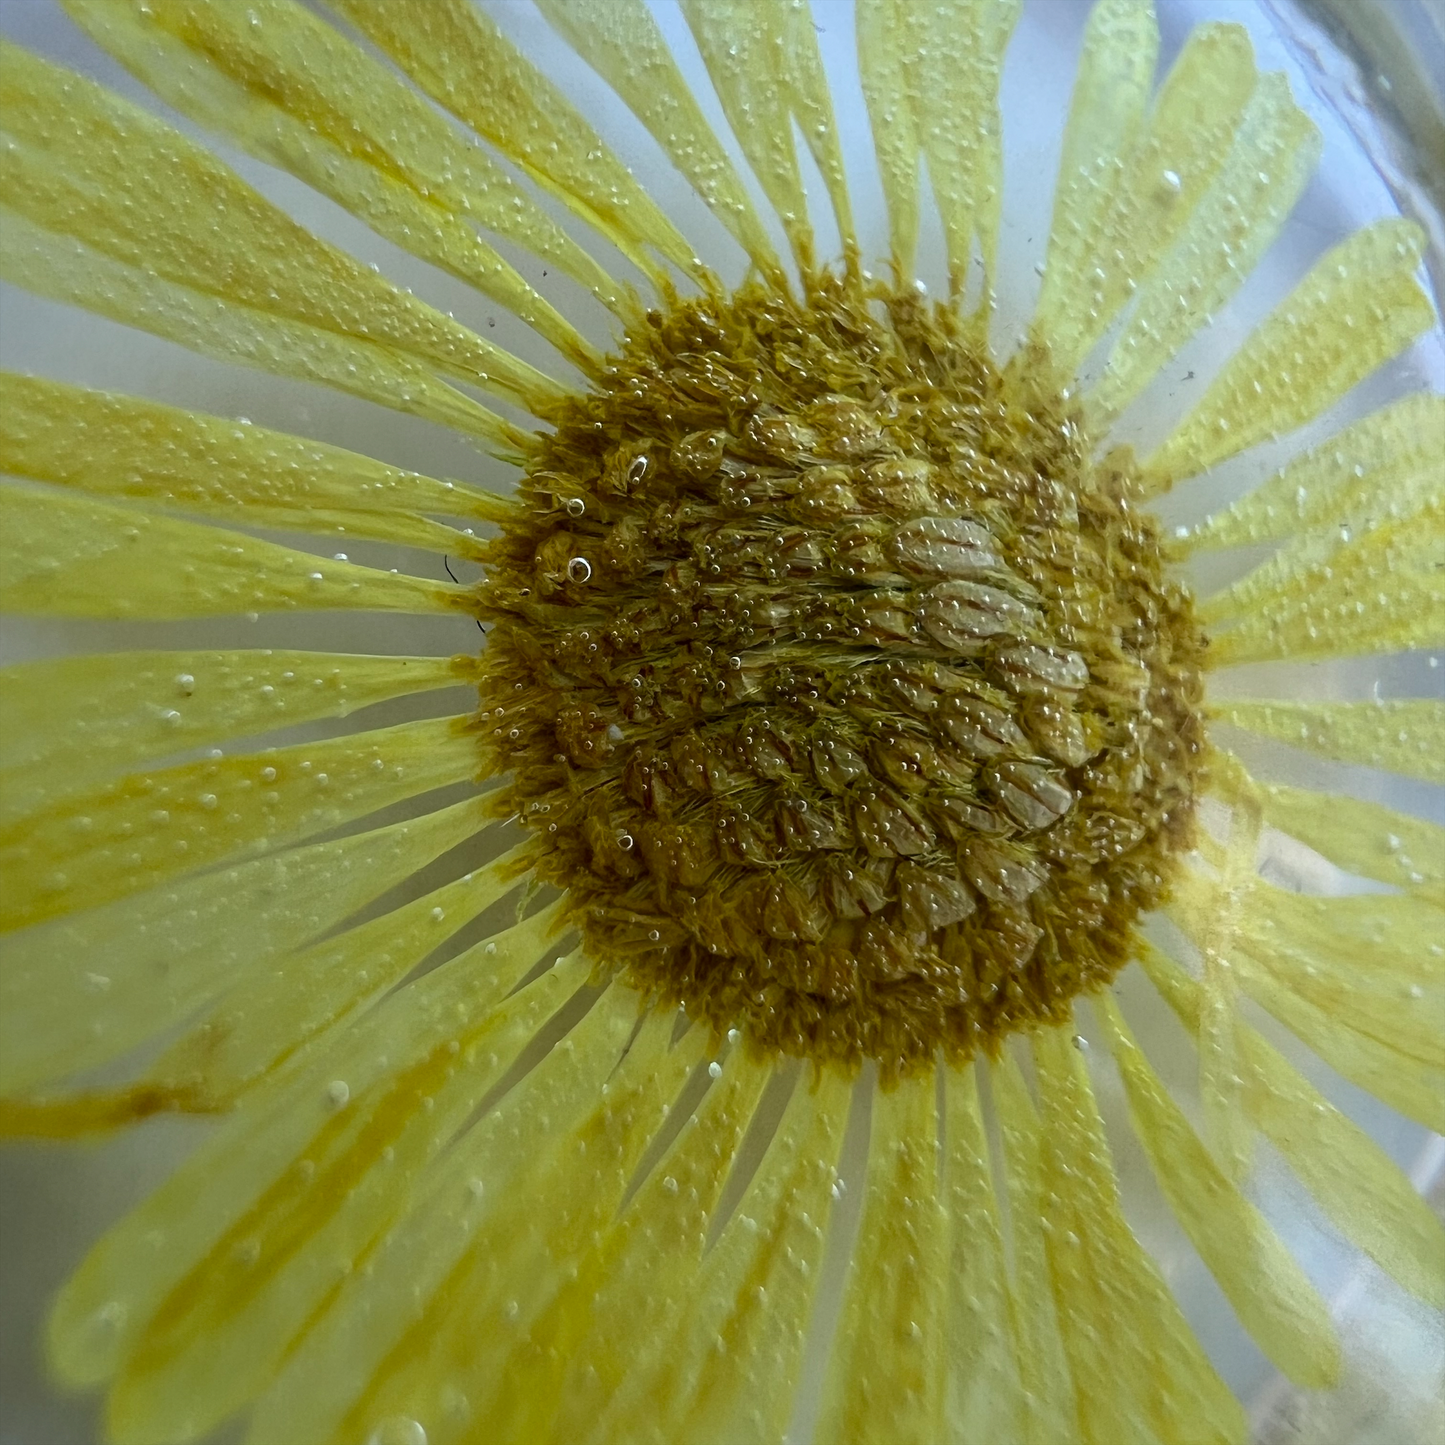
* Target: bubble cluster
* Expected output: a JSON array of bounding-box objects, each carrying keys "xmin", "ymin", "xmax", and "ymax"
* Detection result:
[{"xmin": 477, "ymin": 275, "xmax": 1205, "ymax": 1073}]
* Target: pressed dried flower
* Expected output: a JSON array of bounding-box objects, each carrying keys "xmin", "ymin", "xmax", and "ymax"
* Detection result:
[{"xmin": 0, "ymin": 1, "xmax": 1441, "ymax": 1443}]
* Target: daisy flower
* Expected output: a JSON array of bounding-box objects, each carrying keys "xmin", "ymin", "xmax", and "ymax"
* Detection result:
[{"xmin": 1, "ymin": 1, "xmax": 1441, "ymax": 1442}]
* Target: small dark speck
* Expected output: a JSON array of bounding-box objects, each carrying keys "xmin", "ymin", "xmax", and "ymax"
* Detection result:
[
  {"xmin": 542, "ymin": 269, "xmax": 549, "ymax": 277},
  {"xmin": 1184, "ymin": 370, "xmax": 1196, "ymax": 380},
  {"xmin": 488, "ymin": 316, "xmax": 496, "ymax": 327}
]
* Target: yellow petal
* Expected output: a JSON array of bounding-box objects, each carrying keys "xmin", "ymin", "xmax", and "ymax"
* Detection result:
[
  {"xmin": 0, "ymin": 648, "xmax": 467, "ymax": 818},
  {"xmin": 990, "ymin": 1050, "xmax": 1081, "ymax": 1445},
  {"xmin": 146, "ymin": 845, "xmax": 540, "ymax": 1106},
  {"xmin": 1087, "ymin": 70, "xmax": 1319, "ymax": 428},
  {"xmin": 4, "ymin": 789, "xmax": 490, "ymax": 1121},
  {"xmin": 942, "ymin": 1064, "xmax": 1025, "ymax": 1444},
  {"xmin": 0, "ymin": 373, "xmax": 515, "ymax": 548},
  {"xmin": 1214, "ymin": 700, "xmax": 1445, "ymax": 786},
  {"xmin": 1184, "ymin": 391, "xmax": 1445, "ymax": 551},
  {"xmin": 1034, "ymin": 0, "xmax": 1158, "ymax": 369},
  {"xmin": 816, "ymin": 1070, "xmax": 947, "ymax": 1445},
  {"xmin": 245, "ymin": 997, "xmax": 694, "ymax": 1445},
  {"xmin": 1142, "ymin": 219, "xmax": 1435, "ymax": 489},
  {"xmin": 1233, "ymin": 885, "xmax": 1443, "ymax": 1068},
  {"xmin": 60, "ymin": 0, "xmax": 614, "ymax": 366},
  {"xmin": 1025, "ymin": 1029, "xmax": 1249, "ymax": 1445},
  {"xmin": 1140, "ymin": 941, "xmax": 1445, "ymax": 1309},
  {"xmin": 327, "ymin": 0, "xmax": 700, "ymax": 287},
  {"xmin": 0, "ymin": 206, "xmax": 524, "ymax": 450},
  {"xmin": 1, "ymin": 714, "xmax": 480, "ymax": 930},
  {"xmin": 854, "ymin": 0, "xmax": 922, "ymax": 277},
  {"xmin": 645, "ymin": 1069, "xmax": 850, "ymax": 1445},
  {"xmin": 1095, "ymin": 992, "xmax": 1341, "ymax": 1388},
  {"xmin": 502, "ymin": 1053, "xmax": 773, "ymax": 1445},
  {"xmin": 537, "ymin": 0, "xmax": 783, "ymax": 284},
  {"xmin": 0, "ymin": 44, "xmax": 563, "ymax": 417},
  {"xmin": 1238, "ymin": 953, "xmax": 1445, "ymax": 1133},
  {"xmin": 0, "ymin": 487, "xmax": 462, "ymax": 622},
  {"xmin": 98, "ymin": 952, "xmax": 596, "ymax": 1444},
  {"xmin": 1036, "ymin": 21, "xmax": 1256, "ymax": 378}
]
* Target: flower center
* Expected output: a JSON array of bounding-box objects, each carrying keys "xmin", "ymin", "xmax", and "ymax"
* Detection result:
[{"xmin": 477, "ymin": 275, "xmax": 1205, "ymax": 1072}]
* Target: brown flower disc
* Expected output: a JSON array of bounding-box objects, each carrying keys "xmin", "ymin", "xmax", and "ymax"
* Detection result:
[{"xmin": 477, "ymin": 275, "xmax": 1206, "ymax": 1074}]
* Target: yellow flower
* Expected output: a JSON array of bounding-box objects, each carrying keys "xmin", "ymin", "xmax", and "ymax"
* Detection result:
[{"xmin": 1, "ymin": 1, "xmax": 1442, "ymax": 1443}]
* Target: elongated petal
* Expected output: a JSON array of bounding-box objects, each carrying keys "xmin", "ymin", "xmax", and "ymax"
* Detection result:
[
  {"xmin": 634, "ymin": 1070, "xmax": 850, "ymax": 1445},
  {"xmin": 146, "ymin": 845, "xmax": 540, "ymax": 1106},
  {"xmin": 497, "ymin": 1050, "xmax": 772, "ymax": 1445},
  {"xmin": 1214, "ymin": 700, "xmax": 1445, "ymax": 785},
  {"xmin": 1237, "ymin": 951, "xmax": 1445, "ymax": 1133},
  {"xmin": 0, "ymin": 207, "xmax": 524, "ymax": 450},
  {"xmin": 1232, "ymin": 886, "xmax": 1443, "ymax": 1067},
  {"xmin": 60, "ymin": 0, "xmax": 615, "ymax": 363},
  {"xmin": 1035, "ymin": 0, "xmax": 1158, "ymax": 366},
  {"xmin": 816, "ymin": 1071, "xmax": 947, "ymax": 1445},
  {"xmin": 1184, "ymin": 392, "xmax": 1445, "ymax": 551},
  {"xmin": 990, "ymin": 1052, "xmax": 1081, "ymax": 1445},
  {"xmin": 243, "ymin": 995, "xmax": 693, "ymax": 1445},
  {"xmin": 854, "ymin": 0, "xmax": 921, "ymax": 276},
  {"xmin": 1251, "ymin": 778, "xmax": 1445, "ymax": 899},
  {"xmin": 0, "ymin": 488, "xmax": 461, "ymax": 622},
  {"xmin": 0, "ymin": 648, "xmax": 467, "ymax": 816},
  {"xmin": 1, "ymin": 713, "xmax": 479, "ymax": 930},
  {"xmin": 1087, "ymin": 70, "xmax": 1319, "ymax": 428},
  {"xmin": 1025, "ymin": 1030, "xmax": 1248, "ymax": 1445},
  {"xmin": 326, "ymin": 0, "xmax": 700, "ymax": 286},
  {"xmin": 1, "ymin": 794, "xmax": 491, "ymax": 1097},
  {"xmin": 1095, "ymin": 993, "xmax": 1341, "ymax": 1387},
  {"xmin": 1036, "ymin": 21, "xmax": 1256, "ymax": 378},
  {"xmin": 1140, "ymin": 942, "xmax": 1445, "ymax": 1309},
  {"xmin": 1142, "ymin": 219, "xmax": 1435, "ymax": 489},
  {"xmin": 1204, "ymin": 498, "xmax": 1444, "ymax": 664},
  {"xmin": 0, "ymin": 373, "xmax": 515, "ymax": 547},
  {"xmin": 54, "ymin": 946, "xmax": 587, "ymax": 1418},
  {"xmin": 537, "ymin": 0, "xmax": 783, "ymax": 284},
  {"xmin": 0, "ymin": 45, "xmax": 563, "ymax": 417},
  {"xmin": 943, "ymin": 1064, "xmax": 1024, "ymax": 1445}
]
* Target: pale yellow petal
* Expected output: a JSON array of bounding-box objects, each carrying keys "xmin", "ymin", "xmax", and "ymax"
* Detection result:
[
  {"xmin": 1213, "ymin": 700, "xmax": 1445, "ymax": 785},
  {"xmin": 942, "ymin": 1064, "xmax": 1024, "ymax": 1445},
  {"xmin": 1, "ymin": 714, "xmax": 480, "ymax": 930},
  {"xmin": 147, "ymin": 846, "xmax": 541, "ymax": 1106},
  {"xmin": 536, "ymin": 0, "xmax": 784, "ymax": 284},
  {"xmin": 0, "ymin": 488, "xmax": 462, "ymax": 622},
  {"xmin": 1087, "ymin": 70, "xmax": 1320, "ymax": 428},
  {"xmin": 1184, "ymin": 392, "xmax": 1445, "ymax": 552},
  {"xmin": 1251, "ymin": 777, "xmax": 1445, "ymax": 899},
  {"xmin": 0, "ymin": 648, "xmax": 467, "ymax": 817},
  {"xmin": 641, "ymin": 1070, "xmax": 851, "ymax": 1445},
  {"xmin": 1027, "ymin": 1028, "xmax": 1249, "ymax": 1445},
  {"xmin": 854, "ymin": 0, "xmax": 1019, "ymax": 298},
  {"xmin": 1, "ymin": 793, "xmax": 490, "ymax": 1099},
  {"xmin": 0, "ymin": 206, "xmax": 525, "ymax": 450},
  {"xmin": 59, "ymin": 951, "xmax": 589, "ymax": 1433},
  {"xmin": 1237, "ymin": 952, "xmax": 1445, "ymax": 1133},
  {"xmin": 854, "ymin": 0, "xmax": 922, "ymax": 276},
  {"xmin": 990, "ymin": 1051, "xmax": 1081, "ymax": 1445},
  {"xmin": 1140, "ymin": 941, "xmax": 1445, "ymax": 1309},
  {"xmin": 1034, "ymin": 0, "xmax": 1158, "ymax": 367},
  {"xmin": 326, "ymin": 0, "xmax": 700, "ymax": 287},
  {"xmin": 496, "ymin": 1050, "xmax": 773, "ymax": 1445},
  {"xmin": 816, "ymin": 1071, "xmax": 947, "ymax": 1445},
  {"xmin": 1095, "ymin": 993, "xmax": 1341, "ymax": 1387},
  {"xmin": 1036, "ymin": 22, "xmax": 1256, "ymax": 379},
  {"xmin": 244, "ymin": 997, "xmax": 693, "ymax": 1445},
  {"xmin": 0, "ymin": 45, "xmax": 563, "ymax": 417},
  {"xmin": 1142, "ymin": 219, "xmax": 1435, "ymax": 489},
  {"xmin": 60, "ymin": 0, "xmax": 614, "ymax": 364},
  {"xmin": 1233, "ymin": 886, "xmax": 1443, "ymax": 1067},
  {"xmin": 1205, "ymin": 498, "xmax": 1444, "ymax": 664},
  {"xmin": 0, "ymin": 373, "xmax": 517, "ymax": 547}
]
